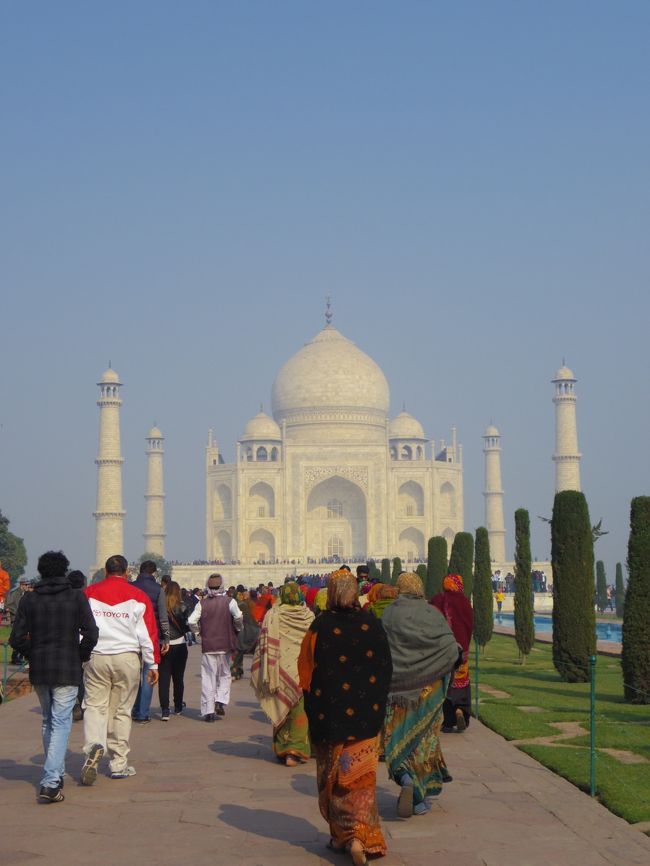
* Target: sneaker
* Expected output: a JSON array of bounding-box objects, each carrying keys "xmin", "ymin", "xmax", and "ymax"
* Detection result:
[
  {"xmin": 413, "ymin": 800, "xmax": 431, "ymax": 816},
  {"xmin": 215, "ymin": 702, "xmax": 225, "ymax": 717},
  {"xmin": 110, "ymin": 766, "xmax": 136, "ymax": 779},
  {"xmin": 174, "ymin": 702, "xmax": 186, "ymax": 715},
  {"xmin": 161, "ymin": 709, "xmax": 170, "ymax": 721},
  {"xmin": 132, "ymin": 716, "xmax": 150, "ymax": 724},
  {"xmin": 441, "ymin": 725, "xmax": 455, "ymax": 734},
  {"xmin": 455, "ymin": 709, "xmax": 467, "ymax": 732},
  {"xmin": 80, "ymin": 744, "xmax": 104, "ymax": 787},
  {"xmin": 72, "ymin": 702, "xmax": 84, "ymax": 722},
  {"xmin": 204, "ymin": 712, "xmax": 216, "ymax": 723},
  {"xmin": 38, "ymin": 784, "xmax": 64, "ymax": 803}
]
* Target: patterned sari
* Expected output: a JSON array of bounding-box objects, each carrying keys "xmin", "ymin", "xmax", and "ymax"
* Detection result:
[
  {"xmin": 382, "ymin": 678, "xmax": 449, "ymax": 805},
  {"xmin": 315, "ymin": 736, "xmax": 387, "ymax": 855}
]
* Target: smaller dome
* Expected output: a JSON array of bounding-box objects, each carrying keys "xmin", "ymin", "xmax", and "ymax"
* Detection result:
[
  {"xmin": 389, "ymin": 411, "xmax": 425, "ymax": 440},
  {"xmin": 148, "ymin": 426, "xmax": 163, "ymax": 439},
  {"xmin": 484, "ymin": 424, "xmax": 500, "ymax": 437},
  {"xmin": 99, "ymin": 367, "xmax": 120, "ymax": 384},
  {"xmin": 241, "ymin": 411, "xmax": 281, "ymax": 441},
  {"xmin": 553, "ymin": 365, "xmax": 575, "ymax": 381}
]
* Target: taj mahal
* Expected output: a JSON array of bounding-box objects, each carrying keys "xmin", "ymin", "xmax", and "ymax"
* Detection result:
[{"xmin": 91, "ymin": 310, "xmax": 581, "ymax": 585}]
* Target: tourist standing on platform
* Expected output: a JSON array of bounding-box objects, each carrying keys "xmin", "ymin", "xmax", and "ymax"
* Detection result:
[
  {"xmin": 299, "ymin": 569, "xmax": 392, "ymax": 865},
  {"xmin": 431, "ymin": 573, "xmax": 474, "ymax": 732},
  {"xmin": 158, "ymin": 581, "xmax": 190, "ymax": 719},
  {"xmin": 9, "ymin": 550, "xmax": 98, "ymax": 803},
  {"xmin": 81, "ymin": 555, "xmax": 160, "ymax": 783},
  {"xmin": 131, "ymin": 560, "xmax": 170, "ymax": 722},
  {"xmin": 251, "ymin": 581, "xmax": 314, "ymax": 766},
  {"xmin": 188, "ymin": 573, "xmax": 242, "ymax": 721},
  {"xmin": 382, "ymin": 572, "xmax": 460, "ymax": 818}
]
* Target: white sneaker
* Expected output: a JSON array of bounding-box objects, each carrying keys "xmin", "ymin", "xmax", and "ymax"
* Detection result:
[{"xmin": 110, "ymin": 766, "xmax": 136, "ymax": 779}]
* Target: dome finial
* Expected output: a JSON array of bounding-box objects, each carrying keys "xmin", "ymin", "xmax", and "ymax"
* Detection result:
[
  {"xmin": 325, "ymin": 295, "xmax": 333, "ymax": 327},
  {"xmin": 260, "ymin": 402, "xmax": 264, "ymax": 413},
  {"xmin": 108, "ymin": 360, "xmax": 112, "ymax": 369}
]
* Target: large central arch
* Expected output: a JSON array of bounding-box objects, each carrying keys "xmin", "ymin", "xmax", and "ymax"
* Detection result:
[{"xmin": 306, "ymin": 476, "xmax": 367, "ymax": 560}]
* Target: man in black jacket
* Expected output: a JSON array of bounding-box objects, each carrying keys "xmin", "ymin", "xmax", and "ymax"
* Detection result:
[
  {"xmin": 9, "ymin": 550, "xmax": 98, "ymax": 803},
  {"xmin": 131, "ymin": 560, "xmax": 169, "ymax": 722}
]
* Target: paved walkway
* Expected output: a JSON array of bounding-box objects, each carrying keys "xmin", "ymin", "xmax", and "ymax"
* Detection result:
[{"xmin": 1, "ymin": 651, "xmax": 649, "ymax": 866}]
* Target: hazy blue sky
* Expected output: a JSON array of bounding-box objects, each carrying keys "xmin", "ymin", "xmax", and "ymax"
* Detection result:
[{"xmin": 2, "ymin": 1, "xmax": 648, "ymax": 579}]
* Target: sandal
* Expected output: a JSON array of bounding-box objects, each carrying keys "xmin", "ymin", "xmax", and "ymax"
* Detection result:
[{"xmin": 285, "ymin": 754, "xmax": 299, "ymax": 767}]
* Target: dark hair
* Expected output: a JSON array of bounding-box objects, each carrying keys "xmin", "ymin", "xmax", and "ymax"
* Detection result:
[
  {"xmin": 161, "ymin": 574, "xmax": 171, "ymax": 585},
  {"xmin": 356, "ymin": 564, "xmax": 370, "ymax": 578},
  {"xmin": 105, "ymin": 555, "xmax": 128, "ymax": 575},
  {"xmin": 37, "ymin": 550, "xmax": 70, "ymax": 579},
  {"xmin": 140, "ymin": 560, "xmax": 157, "ymax": 575},
  {"xmin": 68, "ymin": 569, "xmax": 87, "ymax": 589},
  {"xmin": 340, "ymin": 565, "xmax": 351, "ymax": 573}
]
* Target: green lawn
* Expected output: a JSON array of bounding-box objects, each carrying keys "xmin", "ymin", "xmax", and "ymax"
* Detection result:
[{"xmin": 471, "ymin": 634, "xmax": 650, "ymax": 826}]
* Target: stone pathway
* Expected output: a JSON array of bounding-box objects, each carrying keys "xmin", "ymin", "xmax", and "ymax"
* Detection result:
[{"xmin": 1, "ymin": 651, "xmax": 650, "ymax": 866}]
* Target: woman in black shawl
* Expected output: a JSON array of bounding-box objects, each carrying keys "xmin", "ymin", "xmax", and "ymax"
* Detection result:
[{"xmin": 298, "ymin": 569, "xmax": 392, "ymax": 865}]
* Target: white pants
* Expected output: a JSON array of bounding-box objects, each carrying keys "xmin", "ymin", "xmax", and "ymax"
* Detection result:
[{"xmin": 200, "ymin": 652, "xmax": 232, "ymax": 715}]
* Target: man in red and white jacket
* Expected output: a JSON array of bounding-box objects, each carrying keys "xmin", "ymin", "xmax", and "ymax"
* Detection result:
[{"xmin": 80, "ymin": 554, "xmax": 160, "ymax": 783}]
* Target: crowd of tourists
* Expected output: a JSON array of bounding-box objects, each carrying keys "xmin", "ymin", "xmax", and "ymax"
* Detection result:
[{"xmin": 9, "ymin": 555, "xmax": 472, "ymax": 866}]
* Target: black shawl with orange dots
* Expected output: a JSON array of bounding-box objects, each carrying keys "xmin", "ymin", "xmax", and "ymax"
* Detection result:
[{"xmin": 301, "ymin": 606, "xmax": 392, "ymax": 745}]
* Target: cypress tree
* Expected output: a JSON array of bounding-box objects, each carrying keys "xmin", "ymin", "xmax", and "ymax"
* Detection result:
[
  {"xmin": 366, "ymin": 560, "xmax": 381, "ymax": 581},
  {"xmin": 596, "ymin": 560, "xmax": 608, "ymax": 613},
  {"xmin": 415, "ymin": 563, "xmax": 428, "ymax": 586},
  {"xmin": 381, "ymin": 558, "xmax": 391, "ymax": 583},
  {"xmin": 391, "ymin": 556, "xmax": 403, "ymax": 584},
  {"xmin": 514, "ymin": 508, "xmax": 535, "ymax": 661},
  {"xmin": 473, "ymin": 527, "xmax": 493, "ymax": 647},
  {"xmin": 551, "ymin": 490, "xmax": 596, "ymax": 683},
  {"xmin": 448, "ymin": 531, "xmax": 474, "ymax": 598},
  {"xmin": 615, "ymin": 562, "xmax": 625, "ymax": 618},
  {"xmin": 427, "ymin": 536, "xmax": 448, "ymax": 598},
  {"xmin": 622, "ymin": 497, "xmax": 650, "ymax": 704}
]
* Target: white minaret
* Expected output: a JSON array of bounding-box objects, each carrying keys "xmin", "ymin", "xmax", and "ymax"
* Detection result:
[
  {"xmin": 552, "ymin": 363, "xmax": 581, "ymax": 492},
  {"xmin": 144, "ymin": 425, "xmax": 166, "ymax": 556},
  {"xmin": 483, "ymin": 425, "xmax": 506, "ymax": 563},
  {"xmin": 94, "ymin": 366, "xmax": 125, "ymax": 572}
]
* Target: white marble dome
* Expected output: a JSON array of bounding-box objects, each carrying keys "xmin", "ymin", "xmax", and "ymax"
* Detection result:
[
  {"xmin": 553, "ymin": 365, "xmax": 575, "ymax": 381},
  {"xmin": 148, "ymin": 426, "xmax": 163, "ymax": 439},
  {"xmin": 99, "ymin": 367, "xmax": 120, "ymax": 384},
  {"xmin": 241, "ymin": 410, "xmax": 281, "ymax": 441},
  {"xmin": 271, "ymin": 326, "xmax": 390, "ymax": 428},
  {"xmin": 483, "ymin": 424, "xmax": 500, "ymax": 437},
  {"xmin": 389, "ymin": 411, "xmax": 425, "ymax": 439}
]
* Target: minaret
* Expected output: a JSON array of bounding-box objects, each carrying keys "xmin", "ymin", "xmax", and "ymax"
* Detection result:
[
  {"xmin": 483, "ymin": 425, "xmax": 506, "ymax": 563},
  {"xmin": 144, "ymin": 425, "xmax": 166, "ymax": 556},
  {"xmin": 94, "ymin": 366, "xmax": 125, "ymax": 572},
  {"xmin": 552, "ymin": 363, "xmax": 581, "ymax": 492}
]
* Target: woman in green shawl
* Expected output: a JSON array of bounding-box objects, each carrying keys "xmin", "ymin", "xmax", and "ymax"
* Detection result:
[
  {"xmin": 251, "ymin": 581, "xmax": 314, "ymax": 766},
  {"xmin": 381, "ymin": 572, "xmax": 460, "ymax": 818}
]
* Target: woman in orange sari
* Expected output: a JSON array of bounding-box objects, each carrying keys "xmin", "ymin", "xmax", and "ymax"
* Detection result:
[{"xmin": 299, "ymin": 570, "xmax": 392, "ymax": 865}]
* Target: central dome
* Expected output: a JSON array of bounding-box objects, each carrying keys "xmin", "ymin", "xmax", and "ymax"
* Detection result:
[{"xmin": 271, "ymin": 326, "xmax": 390, "ymax": 433}]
